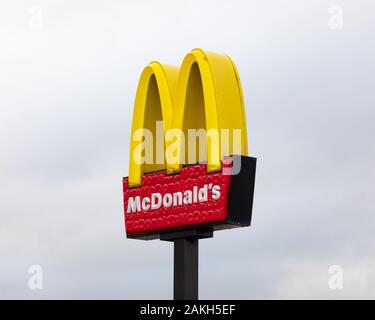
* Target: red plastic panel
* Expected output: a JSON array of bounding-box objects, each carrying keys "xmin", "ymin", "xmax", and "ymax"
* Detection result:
[{"xmin": 123, "ymin": 161, "xmax": 233, "ymax": 237}]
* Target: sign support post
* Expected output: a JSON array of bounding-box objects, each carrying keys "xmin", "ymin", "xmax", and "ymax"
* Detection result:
[
  {"xmin": 161, "ymin": 229, "xmax": 214, "ymax": 300},
  {"xmin": 173, "ymin": 238, "xmax": 198, "ymax": 300}
]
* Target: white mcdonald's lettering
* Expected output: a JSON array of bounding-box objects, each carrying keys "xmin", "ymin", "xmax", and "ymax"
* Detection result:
[{"xmin": 126, "ymin": 183, "xmax": 221, "ymax": 214}]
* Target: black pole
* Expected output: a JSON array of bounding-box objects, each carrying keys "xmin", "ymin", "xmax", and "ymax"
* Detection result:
[
  {"xmin": 160, "ymin": 228, "xmax": 213, "ymax": 300},
  {"xmin": 173, "ymin": 238, "xmax": 198, "ymax": 300}
]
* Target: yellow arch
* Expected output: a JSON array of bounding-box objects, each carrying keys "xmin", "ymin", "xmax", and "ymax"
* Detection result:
[{"xmin": 129, "ymin": 49, "xmax": 248, "ymax": 188}]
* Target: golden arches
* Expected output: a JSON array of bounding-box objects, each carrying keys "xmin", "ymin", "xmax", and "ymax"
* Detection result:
[{"xmin": 129, "ymin": 49, "xmax": 248, "ymax": 188}]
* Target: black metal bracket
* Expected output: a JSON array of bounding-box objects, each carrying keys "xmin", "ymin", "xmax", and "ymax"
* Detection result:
[{"xmin": 160, "ymin": 228, "xmax": 214, "ymax": 242}]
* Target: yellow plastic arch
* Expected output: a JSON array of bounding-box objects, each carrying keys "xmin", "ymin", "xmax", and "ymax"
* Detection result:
[{"xmin": 128, "ymin": 49, "xmax": 248, "ymax": 188}]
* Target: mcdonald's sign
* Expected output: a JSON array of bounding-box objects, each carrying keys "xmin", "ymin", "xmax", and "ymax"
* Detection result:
[{"xmin": 123, "ymin": 49, "xmax": 257, "ymax": 240}]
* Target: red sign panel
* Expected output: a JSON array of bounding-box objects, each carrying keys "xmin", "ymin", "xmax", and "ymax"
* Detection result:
[{"xmin": 123, "ymin": 156, "xmax": 256, "ymax": 239}]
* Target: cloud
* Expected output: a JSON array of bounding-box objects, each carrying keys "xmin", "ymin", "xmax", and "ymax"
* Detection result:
[{"xmin": 0, "ymin": 0, "xmax": 374, "ymax": 299}]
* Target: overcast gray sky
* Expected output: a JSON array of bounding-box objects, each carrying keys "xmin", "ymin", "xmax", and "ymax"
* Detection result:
[{"xmin": 1, "ymin": 0, "xmax": 374, "ymax": 299}]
